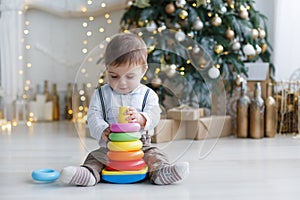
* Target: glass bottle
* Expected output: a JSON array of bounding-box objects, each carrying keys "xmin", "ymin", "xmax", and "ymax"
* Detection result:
[
  {"xmin": 237, "ymin": 81, "xmax": 250, "ymax": 138},
  {"xmin": 52, "ymin": 84, "xmax": 60, "ymax": 121},
  {"xmin": 265, "ymin": 82, "xmax": 276, "ymax": 137},
  {"xmin": 249, "ymin": 82, "xmax": 265, "ymax": 138},
  {"xmin": 43, "ymin": 80, "xmax": 51, "ymax": 102},
  {"xmin": 72, "ymin": 83, "xmax": 80, "ymax": 121},
  {"xmin": 65, "ymin": 83, "xmax": 73, "ymax": 120}
]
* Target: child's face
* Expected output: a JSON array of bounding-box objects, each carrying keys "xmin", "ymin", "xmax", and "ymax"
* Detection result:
[{"xmin": 107, "ymin": 65, "xmax": 147, "ymax": 94}]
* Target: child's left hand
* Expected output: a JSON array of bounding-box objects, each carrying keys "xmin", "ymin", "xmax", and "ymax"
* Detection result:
[{"xmin": 126, "ymin": 107, "xmax": 146, "ymax": 127}]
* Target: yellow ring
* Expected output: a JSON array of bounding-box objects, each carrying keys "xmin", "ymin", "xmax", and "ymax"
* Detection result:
[
  {"xmin": 102, "ymin": 166, "xmax": 148, "ymax": 175},
  {"xmin": 107, "ymin": 140, "xmax": 143, "ymax": 152}
]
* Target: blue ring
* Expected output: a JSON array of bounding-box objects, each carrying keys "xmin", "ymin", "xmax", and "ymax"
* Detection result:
[{"xmin": 32, "ymin": 168, "xmax": 60, "ymax": 182}]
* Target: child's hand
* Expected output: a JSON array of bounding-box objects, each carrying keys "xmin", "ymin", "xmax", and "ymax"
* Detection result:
[
  {"xmin": 101, "ymin": 127, "xmax": 111, "ymax": 143},
  {"xmin": 126, "ymin": 107, "xmax": 146, "ymax": 127}
]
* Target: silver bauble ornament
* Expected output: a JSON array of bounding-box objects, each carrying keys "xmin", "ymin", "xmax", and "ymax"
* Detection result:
[
  {"xmin": 176, "ymin": 0, "xmax": 186, "ymax": 8},
  {"xmin": 208, "ymin": 67, "xmax": 220, "ymax": 79},
  {"xmin": 146, "ymin": 21, "xmax": 157, "ymax": 32},
  {"xmin": 193, "ymin": 46, "xmax": 201, "ymax": 54},
  {"xmin": 192, "ymin": 19, "xmax": 203, "ymax": 30},
  {"xmin": 151, "ymin": 77, "xmax": 162, "ymax": 88},
  {"xmin": 231, "ymin": 41, "xmax": 241, "ymax": 51},
  {"xmin": 166, "ymin": 64, "xmax": 177, "ymax": 78},
  {"xmin": 211, "ymin": 15, "xmax": 222, "ymax": 27},
  {"xmin": 175, "ymin": 30, "xmax": 186, "ymax": 42}
]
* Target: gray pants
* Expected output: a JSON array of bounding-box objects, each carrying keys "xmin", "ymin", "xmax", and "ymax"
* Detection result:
[{"xmin": 82, "ymin": 144, "xmax": 170, "ymax": 184}]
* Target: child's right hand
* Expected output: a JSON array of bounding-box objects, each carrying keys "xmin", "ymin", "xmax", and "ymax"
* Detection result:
[{"xmin": 101, "ymin": 127, "xmax": 111, "ymax": 143}]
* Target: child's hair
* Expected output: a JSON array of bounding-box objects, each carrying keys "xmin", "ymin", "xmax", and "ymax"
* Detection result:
[{"xmin": 105, "ymin": 33, "xmax": 148, "ymax": 68}]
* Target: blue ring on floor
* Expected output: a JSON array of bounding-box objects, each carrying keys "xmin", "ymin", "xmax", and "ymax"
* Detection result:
[{"xmin": 32, "ymin": 168, "xmax": 60, "ymax": 182}]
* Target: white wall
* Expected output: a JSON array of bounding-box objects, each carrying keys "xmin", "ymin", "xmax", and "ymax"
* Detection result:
[{"xmin": 25, "ymin": 8, "xmax": 123, "ymax": 92}]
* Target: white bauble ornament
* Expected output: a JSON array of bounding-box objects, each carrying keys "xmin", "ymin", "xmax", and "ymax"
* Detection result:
[
  {"xmin": 176, "ymin": 0, "xmax": 186, "ymax": 8},
  {"xmin": 146, "ymin": 21, "xmax": 157, "ymax": 32},
  {"xmin": 243, "ymin": 43, "xmax": 255, "ymax": 56},
  {"xmin": 175, "ymin": 30, "xmax": 186, "ymax": 42},
  {"xmin": 231, "ymin": 41, "xmax": 241, "ymax": 51},
  {"xmin": 255, "ymin": 44, "xmax": 262, "ymax": 54},
  {"xmin": 220, "ymin": 6, "xmax": 227, "ymax": 14},
  {"xmin": 208, "ymin": 67, "xmax": 220, "ymax": 79},
  {"xmin": 193, "ymin": 19, "xmax": 203, "ymax": 30}
]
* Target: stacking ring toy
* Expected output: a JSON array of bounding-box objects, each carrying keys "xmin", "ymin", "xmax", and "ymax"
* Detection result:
[
  {"xmin": 110, "ymin": 123, "xmax": 141, "ymax": 133},
  {"xmin": 109, "ymin": 132, "xmax": 141, "ymax": 142},
  {"xmin": 106, "ymin": 159, "xmax": 146, "ymax": 171},
  {"xmin": 107, "ymin": 150, "xmax": 144, "ymax": 161},
  {"xmin": 107, "ymin": 140, "xmax": 143, "ymax": 152},
  {"xmin": 102, "ymin": 166, "xmax": 148, "ymax": 184},
  {"xmin": 31, "ymin": 168, "xmax": 60, "ymax": 182}
]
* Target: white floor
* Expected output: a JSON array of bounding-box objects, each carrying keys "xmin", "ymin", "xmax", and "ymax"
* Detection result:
[{"xmin": 1, "ymin": 121, "xmax": 300, "ymax": 200}]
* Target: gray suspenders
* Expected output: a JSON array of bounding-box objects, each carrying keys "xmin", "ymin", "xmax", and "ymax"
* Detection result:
[{"xmin": 98, "ymin": 87, "xmax": 150, "ymax": 122}]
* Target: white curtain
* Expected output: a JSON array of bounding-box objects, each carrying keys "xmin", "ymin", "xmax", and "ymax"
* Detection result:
[{"xmin": 274, "ymin": 0, "xmax": 300, "ymax": 81}]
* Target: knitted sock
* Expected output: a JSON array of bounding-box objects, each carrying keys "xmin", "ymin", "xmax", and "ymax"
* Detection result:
[
  {"xmin": 60, "ymin": 166, "xmax": 96, "ymax": 186},
  {"xmin": 153, "ymin": 162, "xmax": 189, "ymax": 185}
]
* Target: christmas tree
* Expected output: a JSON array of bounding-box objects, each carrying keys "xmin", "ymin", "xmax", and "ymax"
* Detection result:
[{"xmin": 120, "ymin": 0, "xmax": 273, "ymax": 109}]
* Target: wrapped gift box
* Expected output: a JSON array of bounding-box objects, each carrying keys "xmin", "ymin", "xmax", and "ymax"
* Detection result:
[
  {"xmin": 167, "ymin": 105, "xmax": 206, "ymax": 121},
  {"xmin": 152, "ymin": 116, "xmax": 232, "ymax": 143},
  {"xmin": 186, "ymin": 115, "xmax": 232, "ymax": 140},
  {"xmin": 152, "ymin": 119, "xmax": 186, "ymax": 143}
]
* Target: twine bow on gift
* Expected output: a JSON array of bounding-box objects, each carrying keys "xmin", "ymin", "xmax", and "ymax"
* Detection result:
[{"xmin": 170, "ymin": 104, "xmax": 197, "ymax": 111}]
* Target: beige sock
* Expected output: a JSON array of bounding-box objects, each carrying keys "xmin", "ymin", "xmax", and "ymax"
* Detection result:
[
  {"xmin": 153, "ymin": 162, "xmax": 189, "ymax": 185},
  {"xmin": 60, "ymin": 166, "xmax": 96, "ymax": 186}
]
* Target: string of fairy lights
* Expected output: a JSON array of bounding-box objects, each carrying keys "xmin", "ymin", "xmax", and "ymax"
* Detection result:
[{"xmin": 1, "ymin": 1, "xmax": 114, "ymax": 131}]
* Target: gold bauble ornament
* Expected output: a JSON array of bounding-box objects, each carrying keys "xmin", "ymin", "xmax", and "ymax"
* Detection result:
[
  {"xmin": 138, "ymin": 20, "xmax": 145, "ymax": 26},
  {"xmin": 179, "ymin": 10, "xmax": 188, "ymax": 20},
  {"xmin": 252, "ymin": 29, "xmax": 259, "ymax": 39},
  {"xmin": 165, "ymin": 3, "xmax": 175, "ymax": 14},
  {"xmin": 239, "ymin": 10, "xmax": 248, "ymax": 19},
  {"xmin": 226, "ymin": 29, "xmax": 235, "ymax": 40},
  {"xmin": 151, "ymin": 77, "xmax": 162, "ymax": 88},
  {"xmin": 214, "ymin": 44, "xmax": 224, "ymax": 54},
  {"xmin": 211, "ymin": 15, "xmax": 222, "ymax": 27},
  {"xmin": 261, "ymin": 43, "xmax": 267, "ymax": 53},
  {"xmin": 259, "ymin": 29, "xmax": 266, "ymax": 39},
  {"xmin": 147, "ymin": 45, "xmax": 155, "ymax": 53}
]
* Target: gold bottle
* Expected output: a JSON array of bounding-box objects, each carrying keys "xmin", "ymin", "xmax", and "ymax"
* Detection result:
[
  {"xmin": 52, "ymin": 84, "xmax": 60, "ymax": 121},
  {"xmin": 237, "ymin": 81, "xmax": 250, "ymax": 138},
  {"xmin": 249, "ymin": 82, "xmax": 265, "ymax": 139},
  {"xmin": 265, "ymin": 82, "xmax": 276, "ymax": 137}
]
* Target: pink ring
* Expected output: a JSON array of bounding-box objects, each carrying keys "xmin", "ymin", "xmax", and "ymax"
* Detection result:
[{"xmin": 110, "ymin": 123, "xmax": 141, "ymax": 132}]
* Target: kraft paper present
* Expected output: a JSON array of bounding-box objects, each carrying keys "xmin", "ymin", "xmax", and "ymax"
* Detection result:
[
  {"xmin": 167, "ymin": 105, "xmax": 199, "ymax": 121},
  {"xmin": 186, "ymin": 115, "xmax": 232, "ymax": 140}
]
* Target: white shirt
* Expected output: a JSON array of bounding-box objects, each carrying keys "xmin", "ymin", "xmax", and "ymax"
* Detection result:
[{"xmin": 87, "ymin": 84, "xmax": 161, "ymax": 146}]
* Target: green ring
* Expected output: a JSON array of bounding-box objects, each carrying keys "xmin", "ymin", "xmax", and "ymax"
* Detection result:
[{"xmin": 109, "ymin": 132, "xmax": 141, "ymax": 142}]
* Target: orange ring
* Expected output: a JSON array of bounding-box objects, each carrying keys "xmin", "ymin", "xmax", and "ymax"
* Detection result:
[
  {"xmin": 107, "ymin": 150, "xmax": 144, "ymax": 161},
  {"xmin": 105, "ymin": 159, "xmax": 146, "ymax": 171}
]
